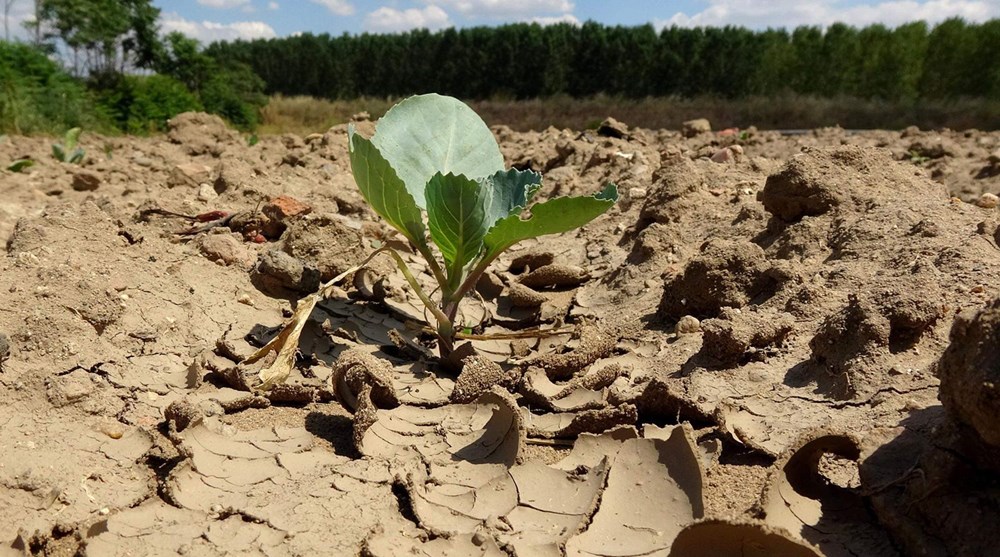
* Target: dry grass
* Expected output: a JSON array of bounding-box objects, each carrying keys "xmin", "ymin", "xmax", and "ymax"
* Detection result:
[{"xmin": 258, "ymin": 94, "xmax": 1000, "ymax": 135}]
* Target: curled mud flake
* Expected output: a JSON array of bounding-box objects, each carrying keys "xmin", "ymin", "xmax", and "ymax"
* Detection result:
[
  {"xmin": 565, "ymin": 427, "xmax": 705, "ymax": 556},
  {"xmin": 523, "ymin": 404, "xmax": 637, "ymax": 439},
  {"xmin": 519, "ymin": 264, "xmax": 590, "ymax": 289},
  {"xmin": 519, "ymin": 367, "xmax": 608, "ymax": 413},
  {"xmin": 758, "ymin": 430, "xmax": 885, "ymax": 556},
  {"xmin": 331, "ymin": 348, "xmax": 399, "ymax": 413},
  {"xmin": 668, "ymin": 519, "xmax": 821, "ymax": 557},
  {"xmin": 522, "ymin": 325, "xmax": 617, "ymax": 381},
  {"xmin": 553, "ymin": 426, "xmax": 639, "ymax": 471},
  {"xmin": 359, "ymin": 387, "xmax": 524, "ymax": 466},
  {"xmin": 506, "ymin": 282, "xmax": 548, "ymax": 308},
  {"xmin": 501, "ymin": 460, "xmax": 608, "ymax": 554}
]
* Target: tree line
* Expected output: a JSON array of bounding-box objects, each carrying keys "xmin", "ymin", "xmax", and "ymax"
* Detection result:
[{"xmin": 205, "ymin": 18, "xmax": 1000, "ymax": 102}]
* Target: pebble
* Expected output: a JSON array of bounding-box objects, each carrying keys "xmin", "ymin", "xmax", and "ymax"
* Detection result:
[
  {"xmin": 675, "ymin": 315, "xmax": 701, "ymax": 335},
  {"xmin": 197, "ymin": 183, "xmax": 219, "ymax": 201},
  {"xmin": 71, "ymin": 170, "xmax": 101, "ymax": 191},
  {"xmin": 977, "ymin": 192, "xmax": 999, "ymax": 208},
  {"xmin": 628, "ymin": 187, "xmax": 647, "ymax": 199}
]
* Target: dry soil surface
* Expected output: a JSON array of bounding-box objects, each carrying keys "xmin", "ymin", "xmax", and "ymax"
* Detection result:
[{"xmin": 2, "ymin": 115, "xmax": 1000, "ymax": 556}]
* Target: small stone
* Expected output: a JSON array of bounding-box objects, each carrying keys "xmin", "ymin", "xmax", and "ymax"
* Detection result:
[
  {"xmin": 710, "ymin": 148, "xmax": 734, "ymax": 163},
  {"xmin": 71, "ymin": 170, "xmax": 101, "ymax": 191},
  {"xmin": 237, "ymin": 292, "xmax": 255, "ymax": 306},
  {"xmin": 0, "ymin": 332, "xmax": 9, "ymax": 364},
  {"xmin": 675, "ymin": 315, "xmax": 701, "ymax": 335},
  {"xmin": 628, "ymin": 187, "xmax": 647, "ymax": 199},
  {"xmin": 977, "ymin": 192, "xmax": 999, "ymax": 208},
  {"xmin": 263, "ymin": 195, "xmax": 312, "ymax": 221},
  {"xmin": 972, "ymin": 285, "xmax": 985, "ymax": 294},
  {"xmin": 100, "ymin": 422, "xmax": 125, "ymax": 439},
  {"xmin": 682, "ymin": 118, "xmax": 712, "ymax": 138},
  {"xmin": 132, "ymin": 156, "xmax": 153, "ymax": 167},
  {"xmin": 304, "ymin": 133, "xmax": 324, "ymax": 144},
  {"xmin": 252, "ymin": 250, "xmax": 321, "ymax": 294},
  {"xmin": 197, "ymin": 183, "xmax": 218, "ymax": 201},
  {"xmin": 198, "ymin": 233, "xmax": 255, "ymax": 267},
  {"xmin": 172, "ymin": 162, "xmax": 213, "ymax": 186}
]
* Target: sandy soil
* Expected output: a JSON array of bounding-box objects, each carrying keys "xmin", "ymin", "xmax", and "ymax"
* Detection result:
[{"xmin": 1, "ymin": 114, "xmax": 1000, "ymax": 556}]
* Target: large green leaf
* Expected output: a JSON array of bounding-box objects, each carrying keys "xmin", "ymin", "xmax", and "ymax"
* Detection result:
[
  {"xmin": 348, "ymin": 126, "xmax": 426, "ymax": 248},
  {"xmin": 372, "ymin": 94, "xmax": 504, "ymax": 209},
  {"xmin": 483, "ymin": 183, "xmax": 618, "ymax": 262},
  {"xmin": 425, "ymin": 172, "xmax": 490, "ymax": 286}
]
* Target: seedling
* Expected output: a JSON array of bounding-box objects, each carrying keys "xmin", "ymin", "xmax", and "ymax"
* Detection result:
[
  {"xmin": 244, "ymin": 94, "xmax": 617, "ymax": 389},
  {"xmin": 52, "ymin": 127, "xmax": 85, "ymax": 164},
  {"xmin": 7, "ymin": 158, "xmax": 33, "ymax": 172}
]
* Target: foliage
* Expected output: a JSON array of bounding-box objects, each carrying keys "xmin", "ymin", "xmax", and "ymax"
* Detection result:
[
  {"xmin": 155, "ymin": 32, "xmax": 266, "ymax": 130},
  {"xmin": 51, "ymin": 126, "xmax": 83, "ymax": 163},
  {"xmin": 7, "ymin": 158, "xmax": 33, "ymax": 171},
  {"xmin": 209, "ymin": 18, "xmax": 1000, "ymax": 103},
  {"xmin": 0, "ymin": 41, "xmax": 111, "ymax": 134},
  {"xmin": 243, "ymin": 95, "xmax": 617, "ymax": 389},
  {"xmin": 94, "ymin": 73, "xmax": 200, "ymax": 134},
  {"xmin": 347, "ymin": 94, "xmax": 617, "ymax": 354},
  {"xmin": 36, "ymin": 0, "xmax": 162, "ymax": 76}
]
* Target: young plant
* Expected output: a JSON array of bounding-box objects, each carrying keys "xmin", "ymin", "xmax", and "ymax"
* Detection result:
[
  {"xmin": 52, "ymin": 127, "xmax": 84, "ymax": 164},
  {"xmin": 244, "ymin": 94, "xmax": 617, "ymax": 388},
  {"xmin": 7, "ymin": 158, "xmax": 34, "ymax": 172}
]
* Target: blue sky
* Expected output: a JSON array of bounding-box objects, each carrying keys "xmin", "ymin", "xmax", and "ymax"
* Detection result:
[{"xmin": 6, "ymin": 1, "xmax": 1000, "ymax": 43}]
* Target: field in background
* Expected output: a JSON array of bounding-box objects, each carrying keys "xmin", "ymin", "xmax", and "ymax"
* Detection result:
[{"xmin": 260, "ymin": 94, "xmax": 1000, "ymax": 134}]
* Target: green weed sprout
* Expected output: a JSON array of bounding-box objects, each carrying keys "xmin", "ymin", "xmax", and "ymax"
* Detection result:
[
  {"xmin": 7, "ymin": 159, "xmax": 34, "ymax": 172},
  {"xmin": 244, "ymin": 94, "xmax": 617, "ymax": 388},
  {"xmin": 52, "ymin": 127, "xmax": 84, "ymax": 164}
]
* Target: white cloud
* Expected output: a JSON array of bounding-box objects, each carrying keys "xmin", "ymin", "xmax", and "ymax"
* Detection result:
[
  {"xmin": 268, "ymin": 1, "xmax": 280, "ymax": 10},
  {"xmin": 364, "ymin": 5, "xmax": 451, "ymax": 32},
  {"xmin": 426, "ymin": 0, "xmax": 573, "ymax": 17},
  {"xmin": 656, "ymin": 0, "xmax": 1000, "ymax": 30},
  {"xmin": 160, "ymin": 12, "xmax": 277, "ymax": 43},
  {"xmin": 311, "ymin": 0, "xmax": 355, "ymax": 16},
  {"xmin": 196, "ymin": 0, "xmax": 251, "ymax": 8},
  {"xmin": 2, "ymin": 0, "xmax": 37, "ymax": 41},
  {"xmin": 529, "ymin": 14, "xmax": 581, "ymax": 26}
]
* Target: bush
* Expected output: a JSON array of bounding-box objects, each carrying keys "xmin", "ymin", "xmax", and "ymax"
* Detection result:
[
  {"xmin": 0, "ymin": 41, "xmax": 112, "ymax": 134},
  {"xmin": 96, "ymin": 73, "xmax": 201, "ymax": 134}
]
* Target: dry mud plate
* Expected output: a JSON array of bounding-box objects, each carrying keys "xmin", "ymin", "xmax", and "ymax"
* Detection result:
[{"xmin": 2, "ymin": 114, "xmax": 1000, "ymax": 556}]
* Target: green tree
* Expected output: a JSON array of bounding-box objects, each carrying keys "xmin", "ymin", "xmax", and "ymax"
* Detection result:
[{"xmin": 37, "ymin": 0, "xmax": 161, "ymax": 77}]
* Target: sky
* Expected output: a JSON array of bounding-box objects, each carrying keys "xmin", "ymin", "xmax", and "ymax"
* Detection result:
[{"xmin": 4, "ymin": 0, "xmax": 1000, "ymax": 44}]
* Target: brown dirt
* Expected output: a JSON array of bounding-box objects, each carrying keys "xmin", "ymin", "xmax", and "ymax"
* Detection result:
[{"xmin": 2, "ymin": 115, "xmax": 1000, "ymax": 556}]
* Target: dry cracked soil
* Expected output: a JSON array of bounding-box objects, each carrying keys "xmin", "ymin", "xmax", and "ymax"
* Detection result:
[{"xmin": 2, "ymin": 112, "xmax": 1000, "ymax": 556}]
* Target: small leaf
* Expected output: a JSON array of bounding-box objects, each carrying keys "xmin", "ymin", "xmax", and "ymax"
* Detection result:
[
  {"xmin": 348, "ymin": 126, "xmax": 427, "ymax": 248},
  {"xmin": 68, "ymin": 148, "xmax": 85, "ymax": 164},
  {"xmin": 425, "ymin": 172, "xmax": 490, "ymax": 286},
  {"xmin": 481, "ymin": 168, "xmax": 543, "ymax": 231},
  {"xmin": 372, "ymin": 94, "xmax": 504, "ymax": 209},
  {"xmin": 483, "ymin": 183, "xmax": 618, "ymax": 262},
  {"xmin": 64, "ymin": 127, "xmax": 82, "ymax": 151},
  {"xmin": 52, "ymin": 143, "xmax": 65, "ymax": 162},
  {"xmin": 7, "ymin": 159, "xmax": 34, "ymax": 172}
]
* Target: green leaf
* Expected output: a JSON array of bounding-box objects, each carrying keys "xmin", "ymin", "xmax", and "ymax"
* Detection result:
[
  {"xmin": 372, "ymin": 94, "xmax": 504, "ymax": 209},
  {"xmin": 7, "ymin": 159, "xmax": 34, "ymax": 172},
  {"xmin": 52, "ymin": 143, "xmax": 65, "ymax": 162},
  {"xmin": 425, "ymin": 172, "xmax": 490, "ymax": 286},
  {"xmin": 348, "ymin": 126, "xmax": 427, "ymax": 248},
  {"xmin": 481, "ymin": 168, "xmax": 543, "ymax": 231},
  {"xmin": 68, "ymin": 148, "xmax": 85, "ymax": 164},
  {"xmin": 64, "ymin": 127, "xmax": 81, "ymax": 152},
  {"xmin": 483, "ymin": 183, "xmax": 618, "ymax": 261}
]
